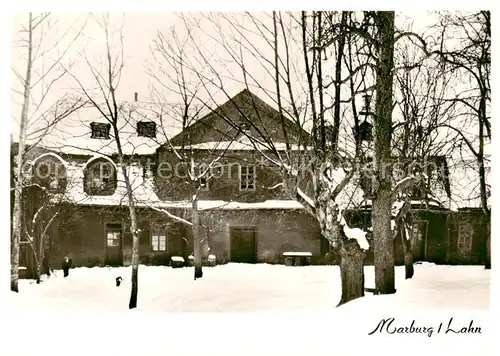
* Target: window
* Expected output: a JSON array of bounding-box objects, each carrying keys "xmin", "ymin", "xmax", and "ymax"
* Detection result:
[
  {"xmin": 137, "ymin": 121, "xmax": 156, "ymax": 138},
  {"xmin": 31, "ymin": 155, "xmax": 67, "ymax": 193},
  {"xmin": 84, "ymin": 159, "xmax": 117, "ymax": 195},
  {"xmin": 151, "ymin": 224, "xmax": 167, "ymax": 252},
  {"xmin": 411, "ymin": 221, "xmax": 427, "ymax": 241},
  {"xmin": 409, "ymin": 220, "xmax": 428, "ymax": 260},
  {"xmin": 107, "ymin": 230, "xmax": 121, "ymax": 247},
  {"xmin": 239, "ymin": 165, "xmax": 256, "ymax": 191},
  {"xmin": 410, "ymin": 221, "xmax": 428, "ymax": 247},
  {"xmin": 458, "ymin": 223, "xmax": 473, "ymax": 252},
  {"xmin": 90, "ymin": 122, "xmax": 111, "ymax": 139}
]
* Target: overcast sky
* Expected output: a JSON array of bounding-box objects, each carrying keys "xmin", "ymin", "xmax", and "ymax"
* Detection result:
[
  {"xmin": 11, "ymin": 9, "xmax": 486, "ymax": 164},
  {"xmin": 11, "ymin": 11, "xmax": 443, "ymax": 138}
]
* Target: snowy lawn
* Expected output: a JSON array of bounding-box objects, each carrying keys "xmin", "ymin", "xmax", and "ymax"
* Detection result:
[{"xmin": 9, "ymin": 262, "xmax": 490, "ymax": 312}]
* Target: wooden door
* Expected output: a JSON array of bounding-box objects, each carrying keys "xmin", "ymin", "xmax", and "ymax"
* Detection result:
[
  {"xmin": 105, "ymin": 224, "xmax": 123, "ymax": 266},
  {"xmin": 230, "ymin": 227, "xmax": 256, "ymax": 263}
]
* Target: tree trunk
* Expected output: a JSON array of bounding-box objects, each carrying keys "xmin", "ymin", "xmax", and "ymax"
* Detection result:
[
  {"xmin": 111, "ymin": 123, "xmax": 141, "ymax": 309},
  {"xmin": 485, "ymin": 223, "xmax": 491, "ymax": 269},
  {"xmin": 11, "ymin": 13, "xmax": 34, "ymax": 293},
  {"xmin": 115, "ymin": 157, "xmax": 140, "ymax": 309},
  {"xmin": 129, "ymin": 257, "xmax": 138, "ymax": 309},
  {"xmin": 192, "ymin": 198, "xmax": 203, "ymax": 280},
  {"xmin": 337, "ymin": 238, "xmax": 365, "ymax": 306},
  {"xmin": 126, "ymin": 197, "xmax": 140, "ymax": 309},
  {"xmin": 35, "ymin": 235, "xmax": 43, "ymax": 284},
  {"xmin": 35, "ymin": 263, "xmax": 41, "ymax": 284},
  {"xmin": 400, "ymin": 225, "xmax": 414, "ymax": 279},
  {"xmin": 478, "ymin": 112, "xmax": 490, "ymax": 270},
  {"xmin": 372, "ymin": 11, "xmax": 396, "ymax": 295}
]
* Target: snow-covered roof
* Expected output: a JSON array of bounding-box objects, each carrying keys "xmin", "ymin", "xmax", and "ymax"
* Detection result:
[
  {"xmin": 46, "ymin": 156, "xmax": 307, "ymax": 210},
  {"xmin": 57, "ymin": 160, "xmax": 162, "ymax": 207},
  {"xmin": 23, "ymin": 144, "xmax": 486, "ymax": 213},
  {"xmin": 173, "ymin": 140, "xmax": 311, "ymax": 151},
  {"xmin": 155, "ymin": 199, "xmax": 305, "ymax": 211},
  {"xmin": 16, "ymin": 89, "xmax": 488, "ymax": 212},
  {"xmin": 22, "ymin": 102, "xmax": 185, "ymax": 156}
]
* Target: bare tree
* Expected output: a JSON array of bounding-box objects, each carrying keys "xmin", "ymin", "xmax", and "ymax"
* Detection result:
[
  {"xmin": 11, "ymin": 12, "xmax": 86, "ymax": 292},
  {"xmin": 22, "ymin": 190, "xmax": 60, "ymax": 284},
  {"xmin": 149, "ymin": 28, "xmax": 254, "ymax": 280},
  {"xmin": 391, "ymin": 38, "xmax": 457, "ymax": 279},
  {"xmin": 390, "ymin": 11, "xmax": 491, "ymax": 269},
  {"xmin": 65, "ymin": 14, "xmax": 145, "ymax": 309},
  {"xmin": 189, "ymin": 11, "xmax": 434, "ymax": 299},
  {"xmin": 434, "ymin": 11, "xmax": 491, "ymax": 269},
  {"xmin": 159, "ymin": 11, "xmax": 377, "ymax": 305}
]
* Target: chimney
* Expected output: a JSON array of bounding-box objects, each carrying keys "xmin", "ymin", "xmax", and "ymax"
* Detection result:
[{"xmin": 134, "ymin": 92, "xmax": 138, "ymax": 102}]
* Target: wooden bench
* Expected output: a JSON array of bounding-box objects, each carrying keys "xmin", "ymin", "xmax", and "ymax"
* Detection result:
[
  {"xmin": 171, "ymin": 256, "xmax": 185, "ymax": 268},
  {"xmin": 283, "ymin": 252, "xmax": 312, "ymax": 266}
]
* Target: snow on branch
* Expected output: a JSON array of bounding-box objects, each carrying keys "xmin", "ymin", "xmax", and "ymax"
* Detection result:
[
  {"xmin": 41, "ymin": 211, "xmax": 59, "ymax": 239},
  {"xmin": 391, "ymin": 175, "xmax": 421, "ymax": 203},
  {"xmin": 339, "ymin": 216, "xmax": 370, "ymax": 251},
  {"xmin": 150, "ymin": 206, "xmax": 193, "ymax": 226},
  {"xmin": 337, "ymin": 208, "xmax": 369, "ymax": 250},
  {"xmin": 282, "ymin": 163, "xmax": 300, "ymax": 177},
  {"xmin": 404, "ymin": 224, "xmax": 411, "ymax": 241},
  {"xmin": 391, "ymin": 200, "xmax": 405, "ymax": 217},
  {"xmin": 297, "ymin": 187, "xmax": 314, "ymax": 208}
]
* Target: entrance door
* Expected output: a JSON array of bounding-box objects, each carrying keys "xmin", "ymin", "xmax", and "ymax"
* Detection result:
[
  {"xmin": 230, "ymin": 227, "xmax": 256, "ymax": 263},
  {"xmin": 19, "ymin": 240, "xmax": 32, "ymax": 278},
  {"xmin": 105, "ymin": 223, "xmax": 123, "ymax": 266},
  {"xmin": 410, "ymin": 221, "xmax": 428, "ymax": 261}
]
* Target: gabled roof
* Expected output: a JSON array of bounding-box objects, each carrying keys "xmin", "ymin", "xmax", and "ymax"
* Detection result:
[{"xmin": 168, "ymin": 89, "xmax": 311, "ymax": 147}]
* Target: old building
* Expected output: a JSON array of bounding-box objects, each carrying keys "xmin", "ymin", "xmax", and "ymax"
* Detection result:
[
  {"xmin": 13, "ymin": 89, "xmax": 323, "ymax": 276},
  {"xmin": 11, "ymin": 89, "xmax": 490, "ymax": 277}
]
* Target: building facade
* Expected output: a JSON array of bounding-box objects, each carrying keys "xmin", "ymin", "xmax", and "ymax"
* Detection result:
[{"xmin": 11, "ymin": 89, "xmax": 489, "ymax": 277}]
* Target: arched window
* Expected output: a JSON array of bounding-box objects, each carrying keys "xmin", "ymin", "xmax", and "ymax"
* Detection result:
[
  {"xmin": 31, "ymin": 154, "xmax": 67, "ymax": 193},
  {"xmin": 84, "ymin": 157, "xmax": 117, "ymax": 195}
]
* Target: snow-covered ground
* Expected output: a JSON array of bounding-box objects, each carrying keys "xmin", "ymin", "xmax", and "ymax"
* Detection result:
[
  {"xmin": 9, "ymin": 263, "xmax": 489, "ymax": 312},
  {"xmin": 6, "ymin": 263, "xmax": 492, "ymax": 356}
]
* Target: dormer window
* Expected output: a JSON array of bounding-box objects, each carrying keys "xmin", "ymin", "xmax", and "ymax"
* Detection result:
[
  {"xmin": 90, "ymin": 122, "xmax": 111, "ymax": 139},
  {"xmin": 137, "ymin": 121, "xmax": 156, "ymax": 138}
]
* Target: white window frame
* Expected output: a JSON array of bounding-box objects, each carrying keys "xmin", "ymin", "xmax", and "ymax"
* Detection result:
[
  {"xmin": 410, "ymin": 220, "xmax": 429, "ymax": 256},
  {"xmin": 106, "ymin": 230, "xmax": 121, "ymax": 247},
  {"xmin": 239, "ymin": 165, "xmax": 256, "ymax": 191},
  {"xmin": 151, "ymin": 224, "xmax": 168, "ymax": 252},
  {"xmin": 457, "ymin": 223, "xmax": 473, "ymax": 252}
]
